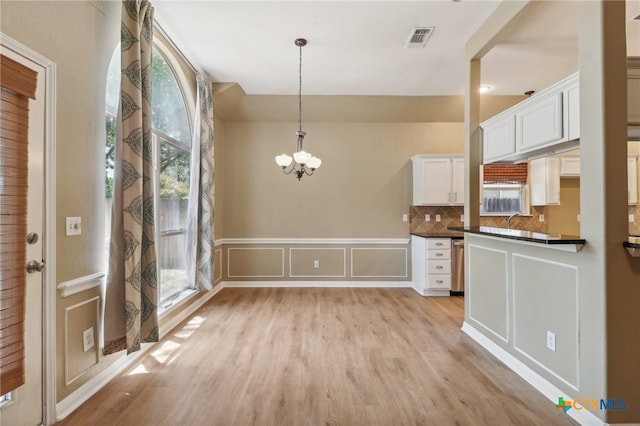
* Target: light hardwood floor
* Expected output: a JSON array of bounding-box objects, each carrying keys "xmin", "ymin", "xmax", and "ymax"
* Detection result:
[{"xmin": 57, "ymin": 288, "xmax": 577, "ymax": 425}]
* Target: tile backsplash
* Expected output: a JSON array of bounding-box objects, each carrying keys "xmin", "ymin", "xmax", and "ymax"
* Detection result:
[
  {"xmin": 630, "ymin": 205, "xmax": 640, "ymax": 235},
  {"xmin": 410, "ymin": 205, "xmax": 548, "ymax": 234}
]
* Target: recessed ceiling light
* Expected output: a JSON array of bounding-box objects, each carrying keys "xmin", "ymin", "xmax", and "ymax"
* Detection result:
[{"xmin": 479, "ymin": 85, "xmax": 491, "ymax": 93}]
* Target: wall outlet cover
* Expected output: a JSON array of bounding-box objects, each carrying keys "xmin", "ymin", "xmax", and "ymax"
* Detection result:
[
  {"xmin": 83, "ymin": 327, "xmax": 95, "ymax": 352},
  {"xmin": 313, "ymin": 260, "xmax": 319, "ymax": 269},
  {"xmin": 546, "ymin": 330, "xmax": 556, "ymax": 352},
  {"xmin": 629, "ymin": 214, "xmax": 635, "ymax": 223},
  {"xmin": 425, "ymin": 214, "xmax": 431, "ymax": 222},
  {"xmin": 435, "ymin": 214, "xmax": 441, "ymax": 222},
  {"xmin": 402, "ymin": 214, "xmax": 408, "ymax": 223},
  {"xmin": 539, "ymin": 214, "xmax": 545, "ymax": 222}
]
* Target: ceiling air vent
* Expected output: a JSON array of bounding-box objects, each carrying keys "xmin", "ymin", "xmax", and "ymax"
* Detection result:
[{"xmin": 405, "ymin": 27, "xmax": 434, "ymax": 48}]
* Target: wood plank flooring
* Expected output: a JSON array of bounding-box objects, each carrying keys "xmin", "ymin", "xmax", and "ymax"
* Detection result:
[{"xmin": 56, "ymin": 288, "xmax": 577, "ymax": 426}]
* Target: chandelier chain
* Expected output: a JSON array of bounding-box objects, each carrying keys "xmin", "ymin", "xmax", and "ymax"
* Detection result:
[{"xmin": 298, "ymin": 42, "xmax": 302, "ymax": 133}]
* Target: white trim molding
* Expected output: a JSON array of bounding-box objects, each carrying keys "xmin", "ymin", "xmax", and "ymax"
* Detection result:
[
  {"xmin": 64, "ymin": 297, "xmax": 100, "ymax": 386},
  {"xmin": 218, "ymin": 237, "xmax": 410, "ymax": 245},
  {"xmin": 350, "ymin": 247, "xmax": 409, "ymax": 278},
  {"xmin": 57, "ymin": 272, "xmax": 105, "ymax": 298},
  {"xmin": 462, "ymin": 322, "xmax": 604, "ymax": 426},
  {"xmin": 222, "ymin": 280, "xmax": 412, "ymax": 288}
]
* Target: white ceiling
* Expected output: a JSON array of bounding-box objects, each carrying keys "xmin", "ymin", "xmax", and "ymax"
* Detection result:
[{"xmin": 153, "ymin": 1, "xmax": 640, "ymax": 97}]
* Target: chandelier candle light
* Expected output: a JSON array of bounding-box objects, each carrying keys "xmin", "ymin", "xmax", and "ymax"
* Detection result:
[{"xmin": 275, "ymin": 38, "xmax": 322, "ymax": 180}]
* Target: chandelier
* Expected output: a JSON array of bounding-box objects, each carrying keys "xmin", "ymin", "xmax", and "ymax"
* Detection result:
[{"xmin": 275, "ymin": 38, "xmax": 322, "ymax": 180}]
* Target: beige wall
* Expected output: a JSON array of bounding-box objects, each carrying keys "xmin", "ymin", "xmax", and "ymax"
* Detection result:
[
  {"xmin": 222, "ymin": 122, "xmax": 464, "ymax": 239},
  {"xmin": 547, "ymin": 178, "xmax": 581, "ymax": 235}
]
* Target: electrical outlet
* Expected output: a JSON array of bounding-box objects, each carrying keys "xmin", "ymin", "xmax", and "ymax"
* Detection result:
[
  {"xmin": 460, "ymin": 214, "xmax": 465, "ymax": 222},
  {"xmin": 402, "ymin": 214, "xmax": 408, "ymax": 222},
  {"xmin": 425, "ymin": 214, "xmax": 431, "ymax": 222},
  {"xmin": 435, "ymin": 214, "xmax": 441, "ymax": 222},
  {"xmin": 65, "ymin": 217, "xmax": 82, "ymax": 236},
  {"xmin": 539, "ymin": 214, "xmax": 545, "ymax": 222},
  {"xmin": 546, "ymin": 331, "xmax": 556, "ymax": 352},
  {"xmin": 83, "ymin": 327, "xmax": 95, "ymax": 352},
  {"xmin": 577, "ymin": 214, "xmax": 581, "ymax": 222},
  {"xmin": 313, "ymin": 260, "xmax": 319, "ymax": 269},
  {"xmin": 629, "ymin": 214, "xmax": 635, "ymax": 223}
]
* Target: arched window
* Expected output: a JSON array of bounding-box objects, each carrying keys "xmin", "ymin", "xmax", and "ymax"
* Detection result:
[{"xmin": 105, "ymin": 42, "xmax": 194, "ymax": 306}]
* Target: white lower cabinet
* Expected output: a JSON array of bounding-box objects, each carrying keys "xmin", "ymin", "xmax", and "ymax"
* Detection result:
[{"xmin": 411, "ymin": 236, "xmax": 451, "ymax": 296}]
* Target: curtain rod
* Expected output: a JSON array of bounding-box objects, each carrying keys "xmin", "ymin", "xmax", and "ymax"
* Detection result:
[{"xmin": 153, "ymin": 18, "xmax": 199, "ymax": 75}]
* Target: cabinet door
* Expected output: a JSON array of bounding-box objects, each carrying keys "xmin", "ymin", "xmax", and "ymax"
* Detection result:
[
  {"xmin": 451, "ymin": 158, "xmax": 465, "ymax": 205},
  {"xmin": 517, "ymin": 92, "xmax": 563, "ymax": 152},
  {"xmin": 567, "ymin": 84, "xmax": 580, "ymax": 141},
  {"xmin": 482, "ymin": 116, "xmax": 516, "ymax": 163},
  {"xmin": 629, "ymin": 157, "xmax": 638, "ymax": 205},
  {"xmin": 530, "ymin": 157, "xmax": 560, "ymax": 205},
  {"xmin": 560, "ymin": 157, "xmax": 580, "ymax": 177},
  {"xmin": 421, "ymin": 158, "xmax": 452, "ymax": 204}
]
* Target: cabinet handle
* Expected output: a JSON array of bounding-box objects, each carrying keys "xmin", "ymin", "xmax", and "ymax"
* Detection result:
[
  {"xmin": 454, "ymin": 192, "xmax": 457, "ymax": 202},
  {"xmin": 436, "ymin": 280, "xmax": 443, "ymax": 284},
  {"xmin": 436, "ymin": 253, "xmax": 443, "ymax": 257},
  {"xmin": 436, "ymin": 265, "xmax": 444, "ymax": 270},
  {"xmin": 435, "ymin": 242, "xmax": 443, "ymax": 246}
]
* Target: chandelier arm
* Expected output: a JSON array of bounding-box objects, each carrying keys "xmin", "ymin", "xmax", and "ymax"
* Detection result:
[
  {"xmin": 303, "ymin": 166, "xmax": 314, "ymax": 176},
  {"xmin": 281, "ymin": 161, "xmax": 298, "ymax": 175}
]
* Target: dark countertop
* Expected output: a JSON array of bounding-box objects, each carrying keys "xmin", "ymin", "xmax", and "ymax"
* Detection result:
[
  {"xmin": 410, "ymin": 231, "xmax": 464, "ymax": 239},
  {"xmin": 448, "ymin": 226, "xmax": 585, "ymax": 245}
]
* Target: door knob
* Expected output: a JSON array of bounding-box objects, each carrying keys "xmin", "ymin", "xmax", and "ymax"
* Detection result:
[{"xmin": 26, "ymin": 260, "xmax": 46, "ymax": 273}]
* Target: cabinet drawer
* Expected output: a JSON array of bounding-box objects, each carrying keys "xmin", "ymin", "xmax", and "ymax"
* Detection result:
[
  {"xmin": 427, "ymin": 260, "xmax": 450, "ymax": 274},
  {"xmin": 427, "ymin": 239, "xmax": 450, "ymax": 249},
  {"xmin": 427, "ymin": 275, "xmax": 451, "ymax": 289},
  {"xmin": 427, "ymin": 249, "xmax": 450, "ymax": 260}
]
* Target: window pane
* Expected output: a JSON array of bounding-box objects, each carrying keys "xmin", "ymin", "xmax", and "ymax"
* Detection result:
[
  {"xmin": 159, "ymin": 233, "xmax": 188, "ymax": 302},
  {"xmin": 158, "ymin": 141, "xmax": 190, "ymax": 231},
  {"xmin": 152, "ymin": 48, "xmax": 191, "ymax": 147},
  {"xmin": 481, "ymin": 187, "xmax": 522, "ymax": 215}
]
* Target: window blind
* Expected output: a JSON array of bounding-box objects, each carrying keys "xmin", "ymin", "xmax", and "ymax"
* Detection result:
[
  {"xmin": 0, "ymin": 54, "xmax": 37, "ymax": 396},
  {"xmin": 483, "ymin": 163, "xmax": 528, "ymax": 185}
]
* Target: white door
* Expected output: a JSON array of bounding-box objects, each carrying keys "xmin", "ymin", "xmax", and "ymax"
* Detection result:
[{"xmin": 0, "ymin": 44, "xmax": 46, "ymax": 426}]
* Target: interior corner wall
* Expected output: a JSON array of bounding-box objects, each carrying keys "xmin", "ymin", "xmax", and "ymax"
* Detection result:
[{"xmin": 221, "ymin": 121, "xmax": 464, "ymax": 239}]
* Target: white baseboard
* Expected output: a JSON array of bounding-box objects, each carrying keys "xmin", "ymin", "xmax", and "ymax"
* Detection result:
[
  {"xmin": 461, "ymin": 321, "xmax": 606, "ymax": 426},
  {"xmin": 56, "ymin": 285, "xmax": 222, "ymax": 421},
  {"xmin": 222, "ymin": 280, "xmax": 411, "ymax": 288}
]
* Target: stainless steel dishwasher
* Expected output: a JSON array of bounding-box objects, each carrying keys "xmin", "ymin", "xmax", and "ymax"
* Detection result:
[{"xmin": 451, "ymin": 238, "xmax": 464, "ymax": 295}]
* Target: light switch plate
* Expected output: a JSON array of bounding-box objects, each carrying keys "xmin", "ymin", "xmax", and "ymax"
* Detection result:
[
  {"xmin": 539, "ymin": 214, "xmax": 545, "ymax": 222},
  {"xmin": 66, "ymin": 217, "xmax": 82, "ymax": 236},
  {"xmin": 546, "ymin": 331, "xmax": 556, "ymax": 352}
]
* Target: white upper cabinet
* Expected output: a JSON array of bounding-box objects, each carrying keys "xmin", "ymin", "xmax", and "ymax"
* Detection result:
[
  {"xmin": 560, "ymin": 156, "xmax": 581, "ymax": 177},
  {"xmin": 482, "ymin": 116, "xmax": 516, "ymax": 161},
  {"xmin": 530, "ymin": 157, "xmax": 560, "ymax": 206},
  {"xmin": 412, "ymin": 155, "xmax": 464, "ymax": 206},
  {"xmin": 481, "ymin": 73, "xmax": 579, "ymax": 164},
  {"xmin": 516, "ymin": 92, "xmax": 563, "ymax": 152}
]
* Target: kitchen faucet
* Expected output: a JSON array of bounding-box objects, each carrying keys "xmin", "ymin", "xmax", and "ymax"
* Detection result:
[{"xmin": 507, "ymin": 213, "xmax": 520, "ymax": 229}]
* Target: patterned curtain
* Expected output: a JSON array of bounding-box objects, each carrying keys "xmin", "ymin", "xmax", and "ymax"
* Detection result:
[
  {"xmin": 104, "ymin": 0, "xmax": 157, "ymax": 355},
  {"xmin": 186, "ymin": 73, "xmax": 215, "ymax": 291}
]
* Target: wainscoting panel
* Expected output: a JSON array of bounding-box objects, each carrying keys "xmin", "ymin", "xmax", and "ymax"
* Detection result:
[
  {"xmin": 512, "ymin": 254, "xmax": 579, "ymax": 390},
  {"xmin": 351, "ymin": 248, "xmax": 408, "ymax": 278},
  {"xmin": 289, "ymin": 248, "xmax": 346, "ymax": 278},
  {"xmin": 221, "ymin": 239, "xmax": 411, "ymax": 283},
  {"xmin": 214, "ymin": 248, "xmax": 222, "ymax": 283},
  {"xmin": 227, "ymin": 248, "xmax": 285, "ymax": 278},
  {"xmin": 64, "ymin": 296, "xmax": 100, "ymax": 386},
  {"xmin": 467, "ymin": 244, "xmax": 509, "ymax": 342}
]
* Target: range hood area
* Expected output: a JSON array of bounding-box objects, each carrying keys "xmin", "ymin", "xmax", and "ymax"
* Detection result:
[{"xmin": 481, "ymin": 57, "xmax": 640, "ymax": 164}]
